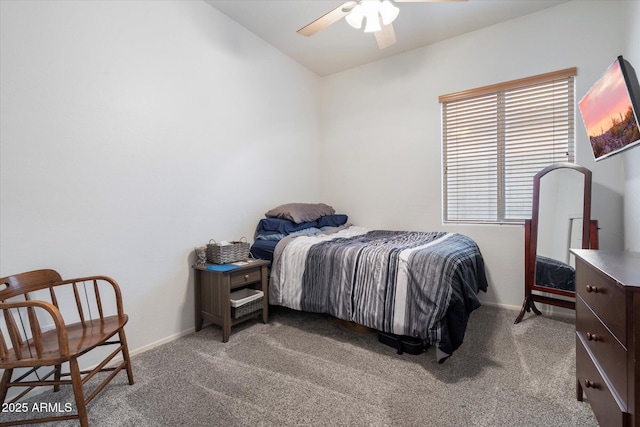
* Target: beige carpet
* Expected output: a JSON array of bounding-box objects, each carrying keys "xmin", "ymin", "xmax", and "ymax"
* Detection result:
[{"xmin": 2, "ymin": 305, "xmax": 597, "ymax": 426}]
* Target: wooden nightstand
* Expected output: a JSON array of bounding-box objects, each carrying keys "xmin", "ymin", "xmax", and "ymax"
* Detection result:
[{"xmin": 193, "ymin": 259, "xmax": 270, "ymax": 342}]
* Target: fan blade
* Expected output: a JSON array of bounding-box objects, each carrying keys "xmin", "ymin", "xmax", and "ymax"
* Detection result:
[
  {"xmin": 297, "ymin": 1, "xmax": 357, "ymax": 37},
  {"xmin": 375, "ymin": 22, "xmax": 397, "ymax": 50}
]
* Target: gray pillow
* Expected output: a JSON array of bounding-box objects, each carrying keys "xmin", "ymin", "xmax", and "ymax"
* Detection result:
[{"xmin": 265, "ymin": 203, "xmax": 335, "ymax": 224}]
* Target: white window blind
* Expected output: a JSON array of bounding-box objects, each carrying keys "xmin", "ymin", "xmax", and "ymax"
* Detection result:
[{"xmin": 440, "ymin": 68, "xmax": 576, "ymax": 224}]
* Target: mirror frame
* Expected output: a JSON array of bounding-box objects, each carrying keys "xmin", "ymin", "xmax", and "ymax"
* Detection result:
[{"xmin": 515, "ymin": 162, "xmax": 599, "ymax": 324}]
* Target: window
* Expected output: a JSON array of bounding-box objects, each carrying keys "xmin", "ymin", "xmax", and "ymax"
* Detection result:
[{"xmin": 440, "ymin": 68, "xmax": 577, "ymax": 224}]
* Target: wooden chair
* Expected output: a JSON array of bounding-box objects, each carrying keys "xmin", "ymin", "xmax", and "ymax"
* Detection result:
[{"xmin": 0, "ymin": 269, "xmax": 134, "ymax": 426}]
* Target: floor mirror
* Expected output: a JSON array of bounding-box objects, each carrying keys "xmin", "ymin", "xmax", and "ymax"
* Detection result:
[{"xmin": 514, "ymin": 163, "xmax": 599, "ymax": 324}]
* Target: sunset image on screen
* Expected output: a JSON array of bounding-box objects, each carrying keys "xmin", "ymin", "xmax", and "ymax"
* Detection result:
[{"xmin": 579, "ymin": 60, "xmax": 640, "ymax": 159}]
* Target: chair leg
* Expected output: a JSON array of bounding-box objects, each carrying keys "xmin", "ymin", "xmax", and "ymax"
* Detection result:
[
  {"xmin": 118, "ymin": 329, "xmax": 134, "ymax": 385},
  {"xmin": 54, "ymin": 363, "xmax": 62, "ymax": 392},
  {"xmin": 69, "ymin": 358, "xmax": 89, "ymax": 427},
  {"xmin": 0, "ymin": 368, "xmax": 12, "ymax": 403}
]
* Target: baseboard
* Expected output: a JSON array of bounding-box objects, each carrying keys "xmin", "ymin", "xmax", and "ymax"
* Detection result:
[
  {"xmin": 481, "ymin": 300, "xmax": 576, "ymax": 321},
  {"xmin": 128, "ymin": 327, "xmax": 196, "ymax": 358},
  {"xmin": 480, "ymin": 300, "xmax": 522, "ymax": 312}
]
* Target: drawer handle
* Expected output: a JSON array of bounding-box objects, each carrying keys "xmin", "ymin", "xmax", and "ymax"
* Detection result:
[
  {"xmin": 244, "ymin": 274, "xmax": 249, "ymax": 280},
  {"xmin": 586, "ymin": 332, "xmax": 599, "ymax": 342},
  {"xmin": 585, "ymin": 284, "xmax": 600, "ymax": 293},
  {"xmin": 584, "ymin": 379, "xmax": 598, "ymax": 389}
]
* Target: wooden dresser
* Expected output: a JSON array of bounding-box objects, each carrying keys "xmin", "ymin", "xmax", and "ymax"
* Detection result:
[{"xmin": 572, "ymin": 250, "xmax": 640, "ymax": 426}]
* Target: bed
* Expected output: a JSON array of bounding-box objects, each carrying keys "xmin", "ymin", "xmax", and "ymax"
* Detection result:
[{"xmin": 250, "ymin": 204, "xmax": 488, "ymax": 362}]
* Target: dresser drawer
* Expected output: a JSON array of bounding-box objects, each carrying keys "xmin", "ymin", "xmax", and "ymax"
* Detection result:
[
  {"xmin": 230, "ymin": 267, "xmax": 262, "ymax": 288},
  {"xmin": 575, "ymin": 258, "xmax": 626, "ymax": 344},
  {"xmin": 576, "ymin": 296, "xmax": 627, "ymax": 406},
  {"xmin": 576, "ymin": 337, "xmax": 626, "ymax": 426}
]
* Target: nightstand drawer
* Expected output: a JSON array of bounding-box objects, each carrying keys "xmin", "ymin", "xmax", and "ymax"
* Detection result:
[
  {"xmin": 576, "ymin": 258, "xmax": 626, "ymax": 344},
  {"xmin": 576, "ymin": 337, "xmax": 626, "ymax": 427},
  {"xmin": 230, "ymin": 268, "xmax": 262, "ymax": 288},
  {"xmin": 576, "ymin": 295, "xmax": 627, "ymax": 405}
]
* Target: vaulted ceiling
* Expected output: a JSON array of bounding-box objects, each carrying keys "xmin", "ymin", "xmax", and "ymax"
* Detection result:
[{"xmin": 205, "ymin": 0, "xmax": 570, "ymax": 76}]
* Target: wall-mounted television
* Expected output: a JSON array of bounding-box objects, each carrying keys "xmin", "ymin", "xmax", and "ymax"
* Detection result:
[{"xmin": 579, "ymin": 55, "xmax": 640, "ymax": 161}]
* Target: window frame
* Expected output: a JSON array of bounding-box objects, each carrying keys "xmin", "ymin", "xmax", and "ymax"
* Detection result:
[{"xmin": 440, "ymin": 68, "xmax": 577, "ymax": 225}]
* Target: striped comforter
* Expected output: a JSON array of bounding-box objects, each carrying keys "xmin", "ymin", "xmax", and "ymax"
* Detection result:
[{"xmin": 270, "ymin": 226, "xmax": 488, "ymax": 361}]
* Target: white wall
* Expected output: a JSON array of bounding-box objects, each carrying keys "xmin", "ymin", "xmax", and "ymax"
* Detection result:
[
  {"xmin": 623, "ymin": 0, "xmax": 640, "ymax": 251},
  {"xmin": 0, "ymin": 0, "xmax": 321, "ymax": 352},
  {"xmin": 319, "ymin": 0, "xmax": 627, "ymax": 309},
  {"xmin": 1, "ymin": 0, "xmax": 636, "ymax": 358}
]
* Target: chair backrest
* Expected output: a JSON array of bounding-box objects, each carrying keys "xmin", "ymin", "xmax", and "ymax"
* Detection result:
[
  {"xmin": 0, "ymin": 269, "xmax": 63, "ymax": 300},
  {"xmin": 1, "ymin": 270, "xmax": 68, "ymax": 363},
  {"xmin": 1, "ymin": 269, "xmax": 124, "ymax": 365}
]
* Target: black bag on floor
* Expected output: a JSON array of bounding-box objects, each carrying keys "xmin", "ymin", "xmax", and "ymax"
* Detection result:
[{"xmin": 377, "ymin": 331, "xmax": 430, "ymax": 355}]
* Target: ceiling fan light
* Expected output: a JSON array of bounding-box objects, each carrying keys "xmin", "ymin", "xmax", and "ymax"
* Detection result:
[
  {"xmin": 345, "ymin": 4, "xmax": 365, "ymax": 29},
  {"xmin": 379, "ymin": 1, "xmax": 399, "ymax": 25},
  {"xmin": 364, "ymin": 16, "xmax": 382, "ymax": 33},
  {"xmin": 362, "ymin": 1, "xmax": 382, "ymax": 33}
]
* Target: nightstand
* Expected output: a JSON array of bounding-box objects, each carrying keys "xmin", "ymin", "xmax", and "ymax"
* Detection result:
[{"xmin": 193, "ymin": 259, "xmax": 270, "ymax": 342}]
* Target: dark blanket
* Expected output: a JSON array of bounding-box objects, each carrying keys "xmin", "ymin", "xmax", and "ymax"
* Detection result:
[
  {"xmin": 270, "ymin": 226, "xmax": 488, "ymax": 361},
  {"xmin": 535, "ymin": 255, "xmax": 575, "ymax": 291}
]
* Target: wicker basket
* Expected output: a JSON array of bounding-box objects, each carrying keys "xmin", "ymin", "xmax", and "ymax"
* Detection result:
[
  {"xmin": 230, "ymin": 289, "xmax": 263, "ymax": 319},
  {"xmin": 206, "ymin": 238, "xmax": 250, "ymax": 264}
]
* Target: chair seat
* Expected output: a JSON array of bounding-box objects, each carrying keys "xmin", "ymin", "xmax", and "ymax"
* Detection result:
[{"xmin": 2, "ymin": 315, "xmax": 128, "ymax": 369}]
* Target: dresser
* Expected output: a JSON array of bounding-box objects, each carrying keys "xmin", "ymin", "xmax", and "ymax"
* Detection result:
[
  {"xmin": 572, "ymin": 250, "xmax": 640, "ymax": 426},
  {"xmin": 193, "ymin": 259, "xmax": 270, "ymax": 342}
]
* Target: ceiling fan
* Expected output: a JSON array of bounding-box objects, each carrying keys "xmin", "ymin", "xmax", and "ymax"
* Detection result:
[{"xmin": 297, "ymin": 0, "xmax": 467, "ymax": 50}]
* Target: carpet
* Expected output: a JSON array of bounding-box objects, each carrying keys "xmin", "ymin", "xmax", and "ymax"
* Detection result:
[{"xmin": 1, "ymin": 305, "xmax": 597, "ymax": 426}]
